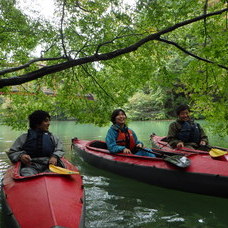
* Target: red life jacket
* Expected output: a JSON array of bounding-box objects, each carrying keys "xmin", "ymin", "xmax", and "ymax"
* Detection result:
[{"xmin": 116, "ymin": 129, "xmax": 136, "ymax": 151}]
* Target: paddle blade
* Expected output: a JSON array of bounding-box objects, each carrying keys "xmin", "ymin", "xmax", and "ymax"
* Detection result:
[
  {"xmin": 49, "ymin": 164, "xmax": 79, "ymax": 175},
  {"xmin": 164, "ymin": 155, "xmax": 191, "ymax": 168},
  {"xmin": 209, "ymin": 148, "xmax": 228, "ymax": 157}
]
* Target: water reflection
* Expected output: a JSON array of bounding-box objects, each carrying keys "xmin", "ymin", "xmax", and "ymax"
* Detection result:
[
  {"xmin": 1, "ymin": 121, "xmax": 228, "ymax": 228},
  {"xmin": 71, "ymin": 154, "xmax": 228, "ymax": 228}
]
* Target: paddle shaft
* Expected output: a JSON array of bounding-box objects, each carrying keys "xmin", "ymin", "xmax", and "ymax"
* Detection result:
[
  {"xmin": 156, "ymin": 140, "xmax": 209, "ymax": 154},
  {"xmin": 138, "ymin": 147, "xmax": 190, "ymax": 168},
  {"xmin": 210, "ymin": 145, "xmax": 228, "ymax": 151},
  {"xmin": 138, "ymin": 147, "xmax": 188, "ymax": 157},
  {"xmin": 178, "ymin": 147, "xmax": 209, "ymax": 154},
  {"xmin": 155, "ymin": 136, "xmax": 228, "ymax": 153}
]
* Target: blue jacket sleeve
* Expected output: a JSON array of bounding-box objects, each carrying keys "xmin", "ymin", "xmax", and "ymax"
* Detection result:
[{"xmin": 105, "ymin": 128, "xmax": 125, "ymax": 153}]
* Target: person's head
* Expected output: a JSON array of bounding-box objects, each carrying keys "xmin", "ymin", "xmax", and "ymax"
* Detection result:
[
  {"xmin": 176, "ymin": 104, "xmax": 190, "ymax": 121},
  {"xmin": 29, "ymin": 110, "xmax": 51, "ymax": 131},
  {"xmin": 111, "ymin": 109, "xmax": 127, "ymax": 125}
]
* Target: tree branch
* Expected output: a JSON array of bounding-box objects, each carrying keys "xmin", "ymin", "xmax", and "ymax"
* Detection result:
[
  {"xmin": 156, "ymin": 38, "xmax": 228, "ymax": 70},
  {"xmin": 0, "ymin": 8, "xmax": 227, "ymax": 88},
  {"xmin": 95, "ymin": 33, "xmax": 145, "ymax": 54},
  {"xmin": 75, "ymin": 0, "xmax": 91, "ymax": 13},
  {"xmin": 81, "ymin": 65, "xmax": 116, "ymax": 102},
  {"xmin": 0, "ymin": 57, "xmax": 67, "ymax": 76},
  {"xmin": 60, "ymin": 0, "xmax": 70, "ymax": 60},
  {"xmin": 203, "ymin": 0, "xmax": 209, "ymax": 46}
]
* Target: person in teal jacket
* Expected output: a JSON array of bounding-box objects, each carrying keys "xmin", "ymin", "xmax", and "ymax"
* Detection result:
[{"xmin": 105, "ymin": 109, "xmax": 155, "ymax": 157}]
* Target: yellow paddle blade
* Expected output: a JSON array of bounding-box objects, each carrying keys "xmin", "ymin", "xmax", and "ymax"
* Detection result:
[
  {"xmin": 209, "ymin": 148, "xmax": 228, "ymax": 157},
  {"xmin": 49, "ymin": 164, "xmax": 79, "ymax": 175}
]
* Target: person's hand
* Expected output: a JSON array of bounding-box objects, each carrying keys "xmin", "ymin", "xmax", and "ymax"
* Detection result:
[
  {"xmin": 123, "ymin": 148, "xmax": 132, "ymax": 154},
  {"xmin": 20, "ymin": 154, "xmax": 31, "ymax": 165},
  {"xmin": 49, "ymin": 156, "xmax": 58, "ymax": 165},
  {"xmin": 200, "ymin": 140, "xmax": 206, "ymax": 146},
  {"xmin": 136, "ymin": 143, "xmax": 143, "ymax": 148},
  {"xmin": 177, "ymin": 142, "xmax": 184, "ymax": 149}
]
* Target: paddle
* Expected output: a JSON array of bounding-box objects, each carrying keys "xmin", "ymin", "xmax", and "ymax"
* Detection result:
[
  {"xmin": 138, "ymin": 147, "xmax": 191, "ymax": 168},
  {"xmin": 195, "ymin": 145, "xmax": 228, "ymax": 157},
  {"xmin": 210, "ymin": 145, "xmax": 228, "ymax": 151},
  {"xmin": 209, "ymin": 148, "xmax": 228, "ymax": 157},
  {"xmin": 173, "ymin": 145, "xmax": 228, "ymax": 158},
  {"xmin": 151, "ymin": 133, "xmax": 228, "ymax": 158},
  {"xmin": 49, "ymin": 164, "xmax": 79, "ymax": 175}
]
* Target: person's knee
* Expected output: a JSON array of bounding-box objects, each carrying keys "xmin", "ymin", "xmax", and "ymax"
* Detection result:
[{"xmin": 20, "ymin": 167, "xmax": 38, "ymax": 176}]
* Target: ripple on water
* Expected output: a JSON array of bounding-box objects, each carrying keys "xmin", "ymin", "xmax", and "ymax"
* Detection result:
[
  {"xmin": 83, "ymin": 174, "xmax": 163, "ymax": 228},
  {"xmin": 0, "ymin": 160, "xmax": 10, "ymax": 177},
  {"xmin": 161, "ymin": 214, "xmax": 185, "ymax": 222},
  {"xmin": 83, "ymin": 175, "xmax": 110, "ymax": 187}
]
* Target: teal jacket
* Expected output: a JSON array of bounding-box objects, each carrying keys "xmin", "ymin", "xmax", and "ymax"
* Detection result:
[{"xmin": 105, "ymin": 124, "xmax": 142, "ymax": 153}]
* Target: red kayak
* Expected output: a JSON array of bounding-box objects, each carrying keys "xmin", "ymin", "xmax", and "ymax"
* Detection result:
[
  {"xmin": 151, "ymin": 134, "xmax": 228, "ymax": 161},
  {"xmin": 1, "ymin": 158, "xmax": 85, "ymax": 228},
  {"xmin": 72, "ymin": 138, "xmax": 228, "ymax": 198}
]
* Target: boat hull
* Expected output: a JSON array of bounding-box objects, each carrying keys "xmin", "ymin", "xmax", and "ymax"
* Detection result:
[
  {"xmin": 73, "ymin": 138, "xmax": 228, "ymax": 198},
  {"xmin": 1, "ymin": 158, "xmax": 85, "ymax": 228}
]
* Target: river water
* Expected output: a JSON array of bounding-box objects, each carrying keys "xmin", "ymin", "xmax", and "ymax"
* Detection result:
[{"xmin": 1, "ymin": 120, "xmax": 228, "ymax": 228}]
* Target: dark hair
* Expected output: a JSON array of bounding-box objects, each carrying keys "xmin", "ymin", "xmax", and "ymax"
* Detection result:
[
  {"xmin": 28, "ymin": 110, "xmax": 50, "ymax": 129},
  {"xmin": 176, "ymin": 104, "xmax": 190, "ymax": 115},
  {"xmin": 111, "ymin": 109, "xmax": 126, "ymax": 124}
]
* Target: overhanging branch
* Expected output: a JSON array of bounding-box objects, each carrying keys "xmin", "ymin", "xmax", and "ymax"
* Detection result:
[
  {"xmin": 0, "ymin": 57, "xmax": 67, "ymax": 76},
  {"xmin": 157, "ymin": 38, "xmax": 228, "ymax": 70},
  {"xmin": 0, "ymin": 8, "xmax": 227, "ymax": 89}
]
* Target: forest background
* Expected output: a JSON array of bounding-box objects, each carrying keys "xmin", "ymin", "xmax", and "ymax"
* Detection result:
[{"xmin": 0, "ymin": 0, "xmax": 227, "ymax": 135}]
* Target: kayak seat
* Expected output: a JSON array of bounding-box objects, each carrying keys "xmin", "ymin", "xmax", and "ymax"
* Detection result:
[{"xmin": 89, "ymin": 141, "xmax": 108, "ymax": 150}]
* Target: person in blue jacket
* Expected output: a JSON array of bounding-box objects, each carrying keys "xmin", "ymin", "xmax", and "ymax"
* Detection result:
[{"xmin": 105, "ymin": 109, "xmax": 155, "ymax": 157}]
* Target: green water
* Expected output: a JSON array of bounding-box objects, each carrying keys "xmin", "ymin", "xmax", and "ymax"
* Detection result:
[{"xmin": 1, "ymin": 120, "xmax": 228, "ymax": 228}]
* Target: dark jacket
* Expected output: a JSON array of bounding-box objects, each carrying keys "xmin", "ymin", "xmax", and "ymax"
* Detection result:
[
  {"xmin": 167, "ymin": 119, "xmax": 208, "ymax": 148},
  {"xmin": 8, "ymin": 129, "xmax": 64, "ymax": 163}
]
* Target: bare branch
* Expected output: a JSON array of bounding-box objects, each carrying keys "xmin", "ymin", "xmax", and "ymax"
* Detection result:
[
  {"xmin": 203, "ymin": 0, "xmax": 209, "ymax": 46},
  {"xmin": 0, "ymin": 8, "xmax": 227, "ymax": 88},
  {"xmin": 81, "ymin": 65, "xmax": 116, "ymax": 102},
  {"xmin": 157, "ymin": 38, "xmax": 228, "ymax": 70},
  {"xmin": 95, "ymin": 33, "xmax": 145, "ymax": 54},
  {"xmin": 75, "ymin": 1, "xmax": 91, "ymax": 13},
  {"xmin": 0, "ymin": 57, "xmax": 67, "ymax": 76},
  {"xmin": 60, "ymin": 0, "xmax": 70, "ymax": 60}
]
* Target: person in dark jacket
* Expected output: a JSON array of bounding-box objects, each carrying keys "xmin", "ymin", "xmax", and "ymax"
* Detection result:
[
  {"xmin": 7, "ymin": 110, "xmax": 65, "ymax": 176},
  {"xmin": 167, "ymin": 104, "xmax": 208, "ymax": 149},
  {"xmin": 105, "ymin": 109, "xmax": 155, "ymax": 157}
]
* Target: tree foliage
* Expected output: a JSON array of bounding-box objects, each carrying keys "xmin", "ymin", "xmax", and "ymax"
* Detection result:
[{"xmin": 0, "ymin": 0, "xmax": 227, "ymax": 132}]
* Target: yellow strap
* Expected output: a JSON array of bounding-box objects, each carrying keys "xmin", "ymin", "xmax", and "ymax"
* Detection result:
[
  {"xmin": 209, "ymin": 148, "xmax": 228, "ymax": 157},
  {"xmin": 49, "ymin": 164, "xmax": 79, "ymax": 175}
]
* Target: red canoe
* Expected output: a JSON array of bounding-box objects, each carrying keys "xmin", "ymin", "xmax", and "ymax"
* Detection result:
[
  {"xmin": 1, "ymin": 158, "xmax": 85, "ymax": 228},
  {"xmin": 151, "ymin": 134, "xmax": 228, "ymax": 160},
  {"xmin": 72, "ymin": 138, "xmax": 228, "ymax": 198}
]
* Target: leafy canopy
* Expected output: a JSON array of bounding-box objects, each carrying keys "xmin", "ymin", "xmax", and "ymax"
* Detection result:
[{"xmin": 0, "ymin": 0, "xmax": 227, "ymax": 133}]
